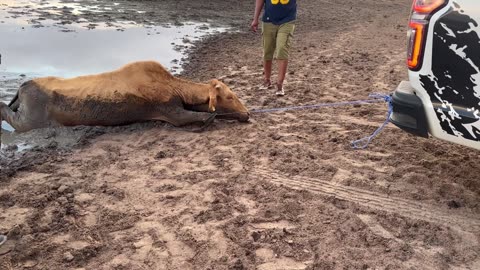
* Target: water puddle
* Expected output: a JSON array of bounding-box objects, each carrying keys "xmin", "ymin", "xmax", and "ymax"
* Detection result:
[{"xmin": 0, "ymin": 0, "xmax": 226, "ymax": 151}]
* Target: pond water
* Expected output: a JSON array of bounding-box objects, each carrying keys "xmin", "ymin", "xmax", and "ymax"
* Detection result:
[{"xmin": 0, "ymin": 0, "xmax": 225, "ymax": 149}]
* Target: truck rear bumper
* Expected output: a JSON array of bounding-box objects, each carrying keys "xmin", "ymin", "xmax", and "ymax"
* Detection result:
[{"xmin": 390, "ymin": 81, "xmax": 429, "ymax": 138}]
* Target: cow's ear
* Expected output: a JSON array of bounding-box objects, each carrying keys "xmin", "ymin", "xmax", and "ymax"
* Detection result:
[
  {"xmin": 208, "ymin": 86, "xmax": 217, "ymax": 112},
  {"xmin": 208, "ymin": 80, "xmax": 222, "ymax": 112},
  {"xmin": 209, "ymin": 79, "xmax": 221, "ymax": 88}
]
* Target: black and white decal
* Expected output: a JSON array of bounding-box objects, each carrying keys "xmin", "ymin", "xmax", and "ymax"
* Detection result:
[{"xmin": 419, "ymin": 1, "xmax": 480, "ymax": 141}]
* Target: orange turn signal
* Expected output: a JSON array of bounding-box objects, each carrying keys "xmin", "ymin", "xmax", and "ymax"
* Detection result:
[{"xmin": 407, "ymin": 21, "xmax": 426, "ymax": 70}]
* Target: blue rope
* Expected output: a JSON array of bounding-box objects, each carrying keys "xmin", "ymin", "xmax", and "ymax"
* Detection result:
[
  {"xmin": 248, "ymin": 93, "xmax": 393, "ymax": 149},
  {"xmin": 249, "ymin": 98, "xmax": 385, "ymax": 114},
  {"xmin": 351, "ymin": 93, "xmax": 393, "ymax": 149}
]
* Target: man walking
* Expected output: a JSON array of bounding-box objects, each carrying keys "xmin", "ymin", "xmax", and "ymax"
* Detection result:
[{"xmin": 251, "ymin": 0, "xmax": 296, "ymax": 96}]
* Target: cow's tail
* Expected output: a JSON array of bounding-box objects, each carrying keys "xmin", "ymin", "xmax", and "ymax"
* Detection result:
[
  {"xmin": 7, "ymin": 91, "xmax": 19, "ymax": 111},
  {"xmin": 7, "ymin": 80, "xmax": 30, "ymax": 112}
]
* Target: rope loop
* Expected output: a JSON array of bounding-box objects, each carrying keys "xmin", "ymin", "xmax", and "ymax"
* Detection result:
[{"xmin": 351, "ymin": 93, "xmax": 393, "ymax": 149}]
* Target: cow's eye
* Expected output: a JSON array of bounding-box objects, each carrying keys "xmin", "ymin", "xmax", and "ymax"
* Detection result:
[{"xmin": 227, "ymin": 96, "xmax": 234, "ymax": 100}]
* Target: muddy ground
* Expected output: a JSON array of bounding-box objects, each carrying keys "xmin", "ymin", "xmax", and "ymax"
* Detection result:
[{"xmin": 1, "ymin": 0, "xmax": 480, "ymax": 269}]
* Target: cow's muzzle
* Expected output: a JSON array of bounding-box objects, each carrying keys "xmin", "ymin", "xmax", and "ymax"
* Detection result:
[{"xmin": 239, "ymin": 111, "xmax": 250, "ymax": 122}]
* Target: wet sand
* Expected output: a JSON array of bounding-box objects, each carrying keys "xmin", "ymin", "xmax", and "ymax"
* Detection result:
[{"xmin": 1, "ymin": 0, "xmax": 480, "ymax": 269}]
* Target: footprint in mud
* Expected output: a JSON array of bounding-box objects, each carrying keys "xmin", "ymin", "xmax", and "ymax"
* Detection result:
[
  {"xmin": 256, "ymin": 248, "xmax": 311, "ymax": 270},
  {"xmin": 250, "ymin": 220, "xmax": 297, "ymax": 231},
  {"xmin": 107, "ymin": 221, "xmax": 196, "ymax": 269}
]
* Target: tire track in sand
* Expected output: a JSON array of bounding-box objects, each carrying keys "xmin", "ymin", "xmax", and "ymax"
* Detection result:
[{"xmin": 252, "ymin": 168, "xmax": 480, "ymax": 232}]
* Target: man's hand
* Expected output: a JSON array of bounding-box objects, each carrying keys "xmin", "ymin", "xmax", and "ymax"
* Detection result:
[
  {"xmin": 252, "ymin": 0, "xmax": 264, "ymax": 32},
  {"xmin": 250, "ymin": 19, "xmax": 259, "ymax": 32}
]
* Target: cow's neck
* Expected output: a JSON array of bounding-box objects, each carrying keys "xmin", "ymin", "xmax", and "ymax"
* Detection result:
[{"xmin": 172, "ymin": 78, "xmax": 210, "ymax": 106}]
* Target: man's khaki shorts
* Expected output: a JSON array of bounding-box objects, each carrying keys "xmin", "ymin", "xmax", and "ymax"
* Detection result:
[{"xmin": 262, "ymin": 21, "xmax": 295, "ymax": 61}]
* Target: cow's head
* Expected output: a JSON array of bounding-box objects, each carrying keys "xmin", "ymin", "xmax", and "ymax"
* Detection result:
[{"xmin": 207, "ymin": 79, "xmax": 249, "ymax": 122}]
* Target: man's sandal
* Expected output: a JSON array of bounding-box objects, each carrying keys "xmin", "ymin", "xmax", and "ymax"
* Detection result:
[
  {"xmin": 259, "ymin": 80, "xmax": 275, "ymax": 90},
  {"xmin": 276, "ymin": 85, "xmax": 285, "ymax": 96}
]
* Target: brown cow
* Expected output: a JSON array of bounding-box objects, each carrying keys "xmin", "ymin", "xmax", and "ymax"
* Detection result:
[{"xmin": 0, "ymin": 61, "xmax": 249, "ymax": 134}]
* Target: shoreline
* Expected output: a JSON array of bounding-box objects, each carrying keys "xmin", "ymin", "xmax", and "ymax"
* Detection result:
[{"xmin": 0, "ymin": 0, "xmax": 237, "ymax": 154}]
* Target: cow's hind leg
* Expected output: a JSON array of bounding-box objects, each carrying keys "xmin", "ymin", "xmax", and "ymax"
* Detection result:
[
  {"xmin": 1, "ymin": 102, "xmax": 23, "ymax": 131},
  {"xmin": 0, "ymin": 102, "xmax": 39, "ymax": 132}
]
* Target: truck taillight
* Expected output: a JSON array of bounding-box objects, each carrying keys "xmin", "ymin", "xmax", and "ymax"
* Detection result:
[
  {"xmin": 407, "ymin": 0, "xmax": 447, "ymax": 70},
  {"xmin": 414, "ymin": 0, "xmax": 446, "ymax": 14},
  {"xmin": 407, "ymin": 21, "xmax": 426, "ymax": 70}
]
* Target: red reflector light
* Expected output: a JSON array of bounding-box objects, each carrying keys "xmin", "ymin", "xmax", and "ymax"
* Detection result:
[
  {"xmin": 414, "ymin": 0, "xmax": 446, "ymax": 14},
  {"xmin": 406, "ymin": 0, "xmax": 446, "ymax": 70},
  {"xmin": 407, "ymin": 21, "xmax": 426, "ymax": 70}
]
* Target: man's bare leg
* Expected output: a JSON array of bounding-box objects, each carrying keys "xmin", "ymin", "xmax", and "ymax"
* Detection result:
[
  {"xmin": 264, "ymin": 60, "xmax": 273, "ymax": 87},
  {"xmin": 276, "ymin": 59, "xmax": 288, "ymax": 96}
]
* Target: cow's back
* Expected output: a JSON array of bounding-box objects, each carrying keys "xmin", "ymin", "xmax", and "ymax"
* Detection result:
[{"xmin": 31, "ymin": 61, "xmax": 175, "ymax": 103}]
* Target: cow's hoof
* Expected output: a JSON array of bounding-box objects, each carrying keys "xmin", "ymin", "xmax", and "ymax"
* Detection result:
[{"xmin": 194, "ymin": 113, "xmax": 217, "ymax": 132}]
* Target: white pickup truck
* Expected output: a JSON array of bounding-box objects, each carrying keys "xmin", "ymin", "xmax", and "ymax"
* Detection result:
[{"xmin": 391, "ymin": 0, "xmax": 480, "ymax": 150}]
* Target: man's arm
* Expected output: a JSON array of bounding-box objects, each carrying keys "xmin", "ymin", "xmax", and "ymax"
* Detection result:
[{"xmin": 250, "ymin": 0, "xmax": 264, "ymax": 32}]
